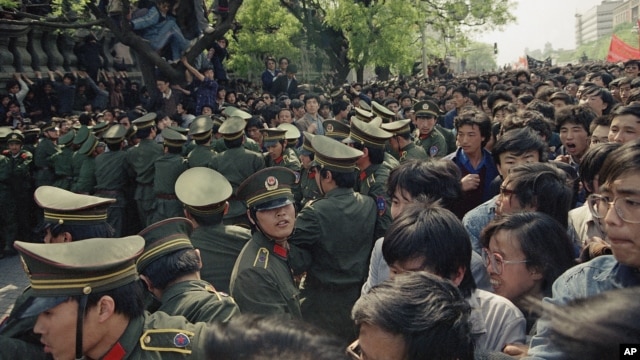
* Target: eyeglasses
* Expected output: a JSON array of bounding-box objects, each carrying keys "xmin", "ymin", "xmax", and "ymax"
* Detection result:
[
  {"xmin": 346, "ymin": 340, "xmax": 361, "ymax": 360},
  {"xmin": 587, "ymin": 194, "xmax": 640, "ymax": 224},
  {"xmin": 499, "ymin": 186, "xmax": 516, "ymax": 198},
  {"xmin": 482, "ymin": 248, "xmax": 529, "ymax": 275}
]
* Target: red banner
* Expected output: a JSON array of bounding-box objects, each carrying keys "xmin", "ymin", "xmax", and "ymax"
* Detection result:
[{"xmin": 606, "ymin": 35, "xmax": 640, "ymax": 62}]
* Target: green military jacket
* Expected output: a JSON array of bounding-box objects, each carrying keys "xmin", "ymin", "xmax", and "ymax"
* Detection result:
[
  {"xmin": 289, "ymin": 187, "xmax": 377, "ymax": 287},
  {"xmin": 71, "ymin": 151, "xmax": 88, "ymax": 188},
  {"xmin": 127, "ymin": 139, "xmax": 164, "ymax": 186},
  {"xmin": 33, "ymin": 137, "xmax": 58, "ymax": 187},
  {"xmin": 398, "ymin": 142, "xmax": 428, "ymax": 163},
  {"xmin": 187, "ymin": 144, "xmax": 216, "ymax": 168},
  {"xmin": 71, "ymin": 155, "xmax": 96, "ymax": 194},
  {"xmin": 415, "ymin": 128, "xmax": 448, "ymax": 158},
  {"xmin": 99, "ymin": 311, "xmax": 208, "ymax": 359},
  {"xmin": 436, "ymin": 124, "xmax": 456, "ymax": 155},
  {"xmin": 51, "ymin": 147, "xmax": 73, "ymax": 190},
  {"xmin": 5, "ymin": 149, "xmax": 32, "ymax": 192},
  {"xmin": 209, "ymin": 147, "xmax": 265, "ymax": 219},
  {"xmin": 230, "ymin": 231, "xmax": 301, "ymax": 319},
  {"xmin": 95, "ymin": 149, "xmax": 130, "ymax": 192},
  {"xmin": 356, "ymin": 163, "xmax": 392, "ymax": 240},
  {"xmin": 190, "ymin": 223, "xmax": 251, "ymax": 294},
  {"xmin": 156, "ymin": 279, "xmax": 239, "ymax": 324},
  {"xmin": 152, "ymin": 153, "xmax": 188, "ymax": 222},
  {"xmin": 299, "ymin": 167, "xmax": 321, "ymax": 207},
  {"xmin": 265, "ymin": 147, "xmax": 302, "ymax": 205}
]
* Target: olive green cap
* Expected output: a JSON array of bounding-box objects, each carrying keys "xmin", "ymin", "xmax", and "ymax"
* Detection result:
[
  {"xmin": 23, "ymin": 127, "xmax": 41, "ymax": 137},
  {"xmin": 137, "ymin": 217, "xmax": 194, "ymax": 273},
  {"xmin": 260, "ymin": 128, "xmax": 287, "ymax": 147},
  {"xmin": 0, "ymin": 126, "xmax": 13, "ymax": 141},
  {"xmin": 168, "ymin": 126, "xmax": 188, "ymax": 136},
  {"xmin": 126, "ymin": 125, "xmax": 137, "ymax": 139},
  {"xmin": 358, "ymin": 101, "xmax": 372, "ymax": 112},
  {"xmin": 58, "ymin": 130, "xmax": 76, "ymax": 146},
  {"xmin": 354, "ymin": 107, "xmax": 375, "ymax": 123},
  {"xmin": 322, "ymin": 120, "xmax": 351, "ymax": 141},
  {"xmin": 277, "ymin": 123, "xmax": 301, "ymax": 141},
  {"xmin": 413, "ymin": 100, "xmax": 439, "ymax": 117},
  {"xmin": 34, "ymin": 185, "xmax": 115, "ymax": 226},
  {"xmin": 310, "ymin": 134, "xmax": 363, "ymax": 173},
  {"xmin": 344, "ymin": 118, "xmax": 393, "ymax": 149},
  {"xmin": 102, "ymin": 124, "xmax": 127, "ymax": 144},
  {"xmin": 176, "ymin": 167, "xmax": 232, "ymax": 216},
  {"xmin": 222, "ymin": 106, "xmax": 252, "ymax": 120},
  {"xmin": 78, "ymin": 133, "xmax": 99, "ymax": 155},
  {"xmin": 300, "ymin": 131, "xmax": 315, "ymax": 156},
  {"xmin": 371, "ymin": 101, "xmax": 395, "ymax": 123},
  {"xmin": 41, "ymin": 122, "xmax": 58, "ymax": 133},
  {"xmin": 6, "ymin": 130, "xmax": 24, "ymax": 144},
  {"xmin": 237, "ymin": 167, "xmax": 296, "ymax": 210},
  {"xmin": 218, "ymin": 116, "xmax": 246, "ymax": 140},
  {"xmin": 132, "ymin": 112, "xmax": 157, "ymax": 130},
  {"xmin": 189, "ymin": 115, "xmax": 214, "ymax": 140},
  {"xmin": 73, "ymin": 125, "xmax": 90, "ymax": 146},
  {"xmin": 92, "ymin": 121, "xmax": 111, "ymax": 138},
  {"xmin": 380, "ymin": 119, "xmax": 412, "ymax": 136},
  {"xmin": 162, "ymin": 128, "xmax": 188, "ymax": 147},
  {"xmin": 15, "ymin": 236, "xmax": 144, "ymax": 298}
]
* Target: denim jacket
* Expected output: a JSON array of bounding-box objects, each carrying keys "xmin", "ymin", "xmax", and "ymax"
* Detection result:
[{"xmin": 526, "ymin": 255, "xmax": 640, "ymax": 359}]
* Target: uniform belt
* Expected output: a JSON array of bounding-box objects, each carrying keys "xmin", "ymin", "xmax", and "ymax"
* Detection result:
[{"xmin": 156, "ymin": 193, "xmax": 178, "ymax": 200}]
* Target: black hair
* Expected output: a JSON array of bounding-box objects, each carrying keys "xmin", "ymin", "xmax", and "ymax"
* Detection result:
[
  {"xmin": 382, "ymin": 202, "xmax": 476, "ymax": 298},
  {"xmin": 480, "ymin": 212, "xmax": 575, "ymax": 299},
  {"xmin": 555, "ymin": 104, "xmax": 597, "ymax": 134},
  {"xmin": 579, "ymin": 142, "xmax": 622, "ymax": 195},
  {"xmin": 84, "ymin": 280, "xmax": 146, "ymax": 319},
  {"xmin": 352, "ymin": 271, "xmax": 473, "ymax": 360},
  {"xmin": 205, "ymin": 314, "xmax": 349, "ymax": 360},
  {"xmin": 386, "ymin": 159, "xmax": 461, "ymax": 210},
  {"xmin": 319, "ymin": 168, "xmax": 356, "ymax": 188},
  {"xmin": 224, "ymin": 137, "xmax": 244, "ymax": 149},
  {"xmin": 453, "ymin": 109, "xmax": 492, "ymax": 147},
  {"xmin": 492, "ymin": 127, "xmax": 548, "ymax": 165},
  {"xmin": 140, "ymin": 249, "xmax": 200, "ymax": 290}
]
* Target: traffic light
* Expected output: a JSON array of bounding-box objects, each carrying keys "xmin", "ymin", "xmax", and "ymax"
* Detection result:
[{"xmin": 493, "ymin": 43, "xmax": 498, "ymax": 55}]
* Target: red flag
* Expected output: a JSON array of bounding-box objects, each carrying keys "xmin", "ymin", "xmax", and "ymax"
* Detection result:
[{"xmin": 607, "ymin": 35, "xmax": 640, "ymax": 62}]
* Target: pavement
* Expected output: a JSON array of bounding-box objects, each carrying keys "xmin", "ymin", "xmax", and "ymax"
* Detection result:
[{"xmin": 0, "ymin": 254, "xmax": 30, "ymax": 320}]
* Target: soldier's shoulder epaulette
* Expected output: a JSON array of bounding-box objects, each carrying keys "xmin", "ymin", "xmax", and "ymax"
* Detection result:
[
  {"xmin": 252, "ymin": 247, "xmax": 270, "ymax": 269},
  {"xmin": 366, "ymin": 173, "xmax": 376, "ymax": 187},
  {"xmin": 139, "ymin": 328, "xmax": 195, "ymax": 355}
]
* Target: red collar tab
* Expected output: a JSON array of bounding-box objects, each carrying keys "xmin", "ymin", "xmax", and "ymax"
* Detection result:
[
  {"xmin": 103, "ymin": 342, "xmax": 126, "ymax": 360},
  {"xmin": 273, "ymin": 244, "xmax": 288, "ymax": 258}
]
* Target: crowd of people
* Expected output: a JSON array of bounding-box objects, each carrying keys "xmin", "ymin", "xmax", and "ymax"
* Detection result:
[{"xmin": 0, "ymin": 54, "xmax": 640, "ymax": 359}]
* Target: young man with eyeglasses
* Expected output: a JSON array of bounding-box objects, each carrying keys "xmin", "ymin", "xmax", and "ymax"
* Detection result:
[{"xmin": 526, "ymin": 140, "xmax": 640, "ymax": 360}]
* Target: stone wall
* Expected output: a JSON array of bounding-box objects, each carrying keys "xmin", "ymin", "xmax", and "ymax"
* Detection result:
[{"xmin": 0, "ymin": 23, "xmax": 142, "ymax": 88}]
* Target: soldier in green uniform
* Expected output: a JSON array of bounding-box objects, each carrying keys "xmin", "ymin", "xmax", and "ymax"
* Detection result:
[
  {"xmin": 13, "ymin": 236, "xmax": 209, "ymax": 359},
  {"xmin": 413, "ymin": 100, "xmax": 448, "ymax": 158},
  {"xmin": 51, "ymin": 130, "xmax": 75, "ymax": 190},
  {"xmin": 95, "ymin": 124, "xmax": 131, "ymax": 237},
  {"xmin": 151, "ymin": 128, "xmax": 189, "ymax": 223},
  {"xmin": 175, "ymin": 167, "xmax": 251, "ymax": 294},
  {"xmin": 0, "ymin": 187, "xmax": 116, "ymax": 359},
  {"xmin": 71, "ymin": 133, "xmax": 99, "ymax": 194},
  {"xmin": 209, "ymin": 116, "xmax": 265, "ymax": 227},
  {"xmin": 137, "ymin": 217, "xmax": 239, "ymax": 323},
  {"xmin": 230, "ymin": 167, "xmax": 302, "ymax": 319},
  {"xmin": 298, "ymin": 132, "xmax": 321, "ymax": 206},
  {"xmin": 322, "ymin": 119, "xmax": 351, "ymax": 142},
  {"xmin": 187, "ymin": 115, "xmax": 217, "ymax": 168},
  {"xmin": 381, "ymin": 119, "xmax": 428, "ymax": 163},
  {"xmin": 214, "ymin": 108, "xmax": 262, "ymax": 153},
  {"xmin": 261, "ymin": 127, "xmax": 302, "ymax": 205},
  {"xmin": 91, "ymin": 121, "xmax": 111, "ymax": 140},
  {"xmin": 69, "ymin": 125, "xmax": 90, "ymax": 191},
  {"xmin": 344, "ymin": 117, "xmax": 393, "ymax": 240},
  {"xmin": 277, "ymin": 122, "xmax": 301, "ymax": 157},
  {"xmin": 127, "ymin": 113, "xmax": 164, "ymax": 227},
  {"xmin": 371, "ymin": 100, "xmax": 396, "ymax": 123},
  {"xmin": 3, "ymin": 131, "xmax": 34, "ymax": 250},
  {"xmin": 33, "ymin": 123, "xmax": 59, "ymax": 188},
  {"xmin": 288, "ymin": 134, "xmax": 377, "ymax": 341}
]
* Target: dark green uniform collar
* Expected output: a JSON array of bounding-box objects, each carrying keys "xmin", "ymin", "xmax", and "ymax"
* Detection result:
[{"xmin": 101, "ymin": 315, "xmax": 144, "ymax": 359}]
